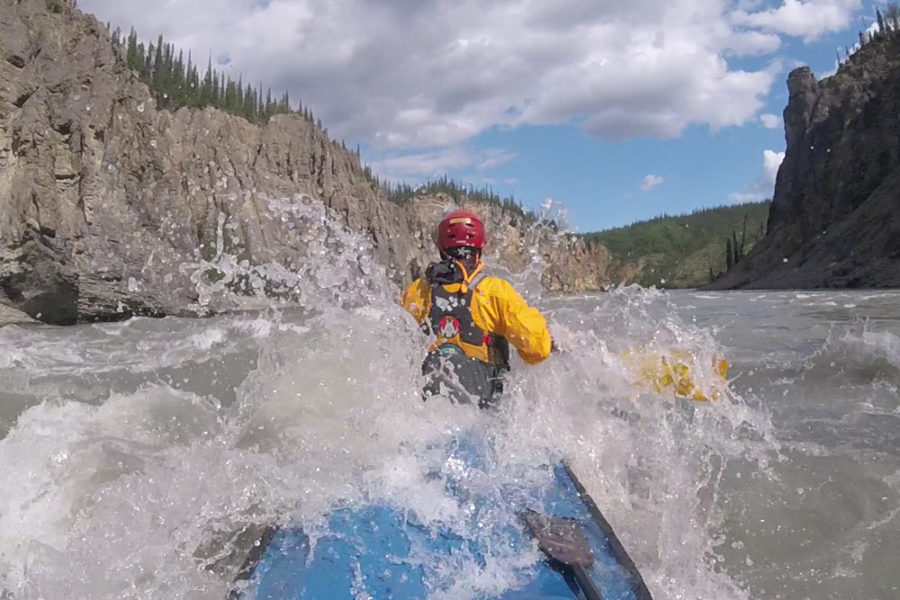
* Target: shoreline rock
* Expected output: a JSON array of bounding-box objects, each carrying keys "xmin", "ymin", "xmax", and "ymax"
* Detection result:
[{"xmin": 0, "ymin": 300, "xmax": 38, "ymax": 326}]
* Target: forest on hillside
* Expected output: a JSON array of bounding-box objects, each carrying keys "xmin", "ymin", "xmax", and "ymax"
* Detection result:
[
  {"xmin": 380, "ymin": 176, "xmax": 532, "ymax": 221},
  {"xmin": 582, "ymin": 201, "xmax": 771, "ymax": 288},
  {"xmin": 109, "ymin": 29, "xmax": 311, "ymax": 126},
  {"xmin": 102, "ymin": 25, "xmax": 531, "ymax": 218}
]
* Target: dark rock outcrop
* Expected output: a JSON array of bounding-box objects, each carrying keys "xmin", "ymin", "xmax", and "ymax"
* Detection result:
[
  {"xmin": 0, "ymin": 0, "xmax": 611, "ymax": 324},
  {"xmin": 709, "ymin": 32, "xmax": 900, "ymax": 289}
]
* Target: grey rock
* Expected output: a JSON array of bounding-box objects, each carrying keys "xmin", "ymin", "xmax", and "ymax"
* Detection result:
[
  {"xmin": 710, "ymin": 32, "xmax": 900, "ymax": 289},
  {"xmin": 0, "ymin": 294, "xmax": 37, "ymax": 325}
]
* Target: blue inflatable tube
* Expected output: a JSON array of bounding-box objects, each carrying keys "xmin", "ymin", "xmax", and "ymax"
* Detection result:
[{"xmin": 232, "ymin": 436, "xmax": 653, "ymax": 600}]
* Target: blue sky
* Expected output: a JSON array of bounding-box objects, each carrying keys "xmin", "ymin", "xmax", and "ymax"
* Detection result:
[{"xmin": 79, "ymin": 0, "xmax": 887, "ymax": 232}]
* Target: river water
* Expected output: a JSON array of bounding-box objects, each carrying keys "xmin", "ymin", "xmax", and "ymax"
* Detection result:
[{"xmin": 0, "ymin": 210, "xmax": 897, "ymax": 600}]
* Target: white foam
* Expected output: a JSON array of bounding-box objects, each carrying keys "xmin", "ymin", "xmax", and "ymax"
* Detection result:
[{"xmin": 0, "ymin": 197, "xmax": 776, "ymax": 600}]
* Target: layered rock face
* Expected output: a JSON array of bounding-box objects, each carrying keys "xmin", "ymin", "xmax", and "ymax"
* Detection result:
[
  {"xmin": 710, "ymin": 32, "xmax": 900, "ymax": 289},
  {"xmin": 0, "ymin": 1, "xmax": 611, "ymax": 324}
]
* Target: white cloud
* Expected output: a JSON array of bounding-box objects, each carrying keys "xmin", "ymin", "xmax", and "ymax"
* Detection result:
[
  {"xmin": 77, "ymin": 0, "xmax": 862, "ymax": 182},
  {"xmin": 476, "ymin": 149, "xmax": 516, "ymax": 171},
  {"xmin": 641, "ymin": 175, "xmax": 665, "ymax": 191},
  {"xmin": 368, "ymin": 146, "xmax": 514, "ymax": 183},
  {"xmin": 760, "ymin": 113, "xmax": 781, "ymax": 128},
  {"xmin": 732, "ymin": 0, "xmax": 862, "ymax": 42},
  {"xmin": 763, "ymin": 149, "xmax": 785, "ymax": 185},
  {"xmin": 730, "ymin": 148, "xmax": 785, "ymax": 202},
  {"xmin": 724, "ymin": 30, "xmax": 783, "ymax": 55},
  {"xmin": 729, "ymin": 192, "xmax": 765, "ymax": 203}
]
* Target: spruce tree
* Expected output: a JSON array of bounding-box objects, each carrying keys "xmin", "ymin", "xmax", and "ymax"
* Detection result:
[
  {"xmin": 732, "ymin": 230, "xmax": 740, "ymax": 264},
  {"xmin": 109, "ymin": 26, "xmax": 309, "ymax": 124},
  {"xmin": 887, "ymin": 4, "xmax": 900, "ymax": 30}
]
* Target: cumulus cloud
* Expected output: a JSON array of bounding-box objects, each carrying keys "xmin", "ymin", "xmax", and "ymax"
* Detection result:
[
  {"xmin": 724, "ymin": 29, "xmax": 783, "ymax": 55},
  {"xmin": 729, "ymin": 192, "xmax": 766, "ymax": 203},
  {"xmin": 368, "ymin": 146, "xmax": 514, "ymax": 183},
  {"xmin": 729, "ymin": 148, "xmax": 785, "ymax": 202},
  {"xmin": 763, "ymin": 149, "xmax": 785, "ymax": 184},
  {"xmin": 641, "ymin": 174, "xmax": 665, "ymax": 191},
  {"xmin": 732, "ymin": 0, "xmax": 862, "ymax": 42},
  {"xmin": 760, "ymin": 113, "xmax": 782, "ymax": 128},
  {"xmin": 78, "ymin": 0, "xmax": 861, "ymax": 181}
]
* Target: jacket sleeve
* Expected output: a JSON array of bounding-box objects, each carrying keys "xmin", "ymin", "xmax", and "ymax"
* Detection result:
[
  {"xmin": 401, "ymin": 277, "xmax": 430, "ymax": 325},
  {"xmin": 493, "ymin": 280, "xmax": 552, "ymax": 365}
]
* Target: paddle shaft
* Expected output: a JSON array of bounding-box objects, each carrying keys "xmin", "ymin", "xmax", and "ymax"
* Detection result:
[{"xmin": 570, "ymin": 563, "xmax": 604, "ymax": 600}]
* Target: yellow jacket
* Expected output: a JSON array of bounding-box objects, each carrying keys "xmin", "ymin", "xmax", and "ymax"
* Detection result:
[{"xmin": 402, "ymin": 268, "xmax": 552, "ymax": 365}]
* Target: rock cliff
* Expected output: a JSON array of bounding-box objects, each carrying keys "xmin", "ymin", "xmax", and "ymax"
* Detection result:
[
  {"xmin": 709, "ymin": 30, "xmax": 900, "ymax": 289},
  {"xmin": 0, "ymin": 0, "xmax": 611, "ymax": 324}
]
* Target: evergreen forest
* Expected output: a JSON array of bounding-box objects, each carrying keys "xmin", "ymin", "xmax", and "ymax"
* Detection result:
[
  {"xmin": 110, "ymin": 29, "xmax": 312, "ymax": 126},
  {"xmin": 106, "ymin": 28, "xmax": 533, "ymax": 217},
  {"xmin": 582, "ymin": 201, "xmax": 771, "ymax": 288},
  {"xmin": 380, "ymin": 176, "xmax": 532, "ymax": 222}
]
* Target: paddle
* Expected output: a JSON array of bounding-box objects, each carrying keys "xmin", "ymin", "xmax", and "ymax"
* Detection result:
[{"xmin": 522, "ymin": 508, "xmax": 605, "ymax": 600}]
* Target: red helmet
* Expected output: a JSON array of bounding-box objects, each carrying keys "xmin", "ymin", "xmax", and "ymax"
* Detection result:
[{"xmin": 436, "ymin": 210, "xmax": 485, "ymax": 252}]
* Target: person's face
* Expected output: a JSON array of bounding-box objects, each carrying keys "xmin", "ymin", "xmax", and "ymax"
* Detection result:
[{"xmin": 443, "ymin": 246, "xmax": 481, "ymax": 270}]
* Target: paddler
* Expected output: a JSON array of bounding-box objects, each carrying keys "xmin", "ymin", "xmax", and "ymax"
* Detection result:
[{"xmin": 402, "ymin": 209, "xmax": 554, "ymax": 408}]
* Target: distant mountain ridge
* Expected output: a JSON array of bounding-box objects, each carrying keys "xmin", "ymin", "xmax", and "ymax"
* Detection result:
[{"xmin": 581, "ymin": 202, "xmax": 770, "ymax": 288}]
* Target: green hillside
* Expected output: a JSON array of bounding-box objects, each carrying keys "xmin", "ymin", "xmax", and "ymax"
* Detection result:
[{"xmin": 581, "ymin": 201, "xmax": 771, "ymax": 288}]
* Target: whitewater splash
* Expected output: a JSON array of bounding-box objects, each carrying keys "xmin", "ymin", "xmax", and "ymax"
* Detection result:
[{"xmin": 0, "ymin": 198, "xmax": 776, "ymax": 600}]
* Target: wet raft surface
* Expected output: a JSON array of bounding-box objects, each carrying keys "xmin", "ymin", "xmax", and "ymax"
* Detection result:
[{"xmin": 235, "ymin": 436, "xmax": 652, "ymax": 600}]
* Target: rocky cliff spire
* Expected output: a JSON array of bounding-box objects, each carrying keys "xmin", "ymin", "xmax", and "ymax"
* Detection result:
[{"xmin": 709, "ymin": 31, "xmax": 900, "ymax": 290}]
